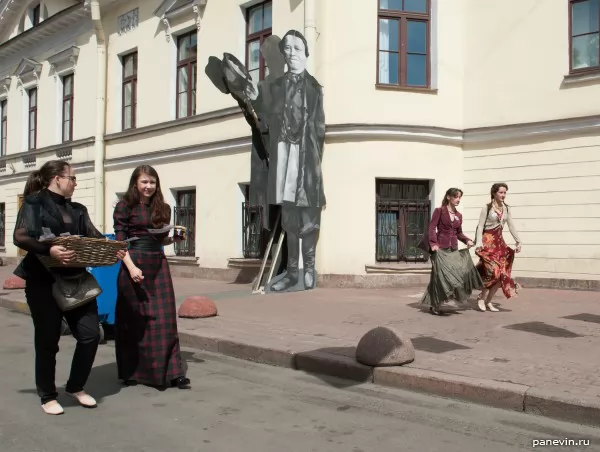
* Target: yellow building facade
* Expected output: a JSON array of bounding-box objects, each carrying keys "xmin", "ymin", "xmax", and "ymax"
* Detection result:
[{"xmin": 0, "ymin": 0, "xmax": 599, "ymax": 290}]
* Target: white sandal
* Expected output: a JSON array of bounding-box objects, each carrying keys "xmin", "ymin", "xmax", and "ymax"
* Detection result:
[
  {"xmin": 42, "ymin": 400, "xmax": 64, "ymax": 415},
  {"xmin": 66, "ymin": 391, "xmax": 97, "ymax": 408}
]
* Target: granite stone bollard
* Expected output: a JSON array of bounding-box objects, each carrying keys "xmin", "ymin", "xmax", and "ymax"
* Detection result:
[
  {"xmin": 355, "ymin": 326, "xmax": 415, "ymax": 367},
  {"xmin": 3, "ymin": 275, "xmax": 25, "ymax": 290},
  {"xmin": 178, "ymin": 296, "xmax": 218, "ymax": 319}
]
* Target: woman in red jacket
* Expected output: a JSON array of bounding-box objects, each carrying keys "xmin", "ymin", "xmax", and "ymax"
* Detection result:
[{"xmin": 421, "ymin": 188, "xmax": 483, "ymax": 315}]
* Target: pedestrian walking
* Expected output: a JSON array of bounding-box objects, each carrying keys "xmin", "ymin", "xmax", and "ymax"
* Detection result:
[
  {"xmin": 421, "ymin": 188, "xmax": 483, "ymax": 315},
  {"xmin": 113, "ymin": 165, "xmax": 190, "ymax": 389},
  {"xmin": 13, "ymin": 160, "xmax": 125, "ymax": 415},
  {"xmin": 474, "ymin": 183, "xmax": 522, "ymax": 312}
]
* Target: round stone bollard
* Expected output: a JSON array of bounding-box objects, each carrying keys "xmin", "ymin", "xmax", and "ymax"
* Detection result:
[
  {"xmin": 178, "ymin": 296, "xmax": 218, "ymax": 319},
  {"xmin": 355, "ymin": 326, "xmax": 415, "ymax": 367},
  {"xmin": 3, "ymin": 275, "xmax": 25, "ymax": 290}
]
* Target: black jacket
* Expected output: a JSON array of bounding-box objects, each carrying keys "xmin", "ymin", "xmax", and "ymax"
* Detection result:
[{"xmin": 13, "ymin": 190, "xmax": 102, "ymax": 282}]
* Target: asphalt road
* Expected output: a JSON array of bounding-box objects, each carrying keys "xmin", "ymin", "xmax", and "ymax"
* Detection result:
[{"xmin": 1, "ymin": 308, "xmax": 599, "ymax": 452}]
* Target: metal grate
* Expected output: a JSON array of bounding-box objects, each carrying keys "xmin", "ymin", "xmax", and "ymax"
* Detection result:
[
  {"xmin": 173, "ymin": 206, "xmax": 195, "ymax": 256},
  {"xmin": 0, "ymin": 203, "xmax": 5, "ymax": 248},
  {"xmin": 242, "ymin": 203, "xmax": 264, "ymax": 259},
  {"xmin": 376, "ymin": 180, "xmax": 430, "ymax": 263}
]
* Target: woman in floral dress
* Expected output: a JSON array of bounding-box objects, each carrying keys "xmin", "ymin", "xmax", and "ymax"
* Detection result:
[
  {"xmin": 113, "ymin": 165, "xmax": 190, "ymax": 389},
  {"xmin": 474, "ymin": 183, "xmax": 522, "ymax": 312}
]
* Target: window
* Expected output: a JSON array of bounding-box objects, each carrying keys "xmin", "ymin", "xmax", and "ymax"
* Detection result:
[
  {"xmin": 32, "ymin": 3, "xmax": 41, "ymax": 26},
  {"xmin": 569, "ymin": 0, "xmax": 600, "ymax": 73},
  {"xmin": 1, "ymin": 100, "xmax": 6, "ymax": 156},
  {"xmin": 62, "ymin": 74, "xmax": 74, "ymax": 142},
  {"xmin": 0, "ymin": 202, "xmax": 5, "ymax": 248},
  {"xmin": 174, "ymin": 190, "xmax": 196, "ymax": 256},
  {"xmin": 376, "ymin": 179, "xmax": 430, "ymax": 262},
  {"xmin": 122, "ymin": 52, "xmax": 137, "ymax": 130},
  {"xmin": 246, "ymin": 1, "xmax": 272, "ymax": 81},
  {"xmin": 28, "ymin": 88, "xmax": 37, "ymax": 150},
  {"xmin": 377, "ymin": 0, "xmax": 430, "ymax": 88},
  {"xmin": 176, "ymin": 31, "xmax": 197, "ymax": 119}
]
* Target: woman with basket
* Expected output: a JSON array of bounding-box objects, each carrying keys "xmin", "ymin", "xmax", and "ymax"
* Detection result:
[
  {"xmin": 113, "ymin": 165, "xmax": 190, "ymax": 390},
  {"xmin": 13, "ymin": 161, "xmax": 126, "ymax": 415}
]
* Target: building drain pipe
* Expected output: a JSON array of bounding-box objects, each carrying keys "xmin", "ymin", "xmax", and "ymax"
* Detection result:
[
  {"xmin": 90, "ymin": 0, "xmax": 107, "ymax": 231},
  {"xmin": 304, "ymin": 0, "xmax": 317, "ymax": 75}
]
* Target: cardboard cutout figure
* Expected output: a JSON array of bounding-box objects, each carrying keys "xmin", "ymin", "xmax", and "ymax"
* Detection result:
[{"xmin": 206, "ymin": 30, "xmax": 326, "ymax": 293}]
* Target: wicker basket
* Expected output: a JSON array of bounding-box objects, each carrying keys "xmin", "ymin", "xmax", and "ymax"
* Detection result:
[{"xmin": 38, "ymin": 236, "xmax": 128, "ymax": 268}]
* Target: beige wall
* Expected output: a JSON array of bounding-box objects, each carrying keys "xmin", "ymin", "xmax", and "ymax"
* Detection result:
[
  {"xmin": 464, "ymin": 0, "xmax": 600, "ymax": 128},
  {"xmin": 1, "ymin": 0, "xmax": 598, "ymax": 285},
  {"xmin": 320, "ymin": 139, "xmax": 464, "ymax": 274},
  {"xmin": 319, "ymin": 0, "xmax": 467, "ymax": 129},
  {"xmin": 1, "ymin": 30, "xmax": 97, "ymax": 155},
  {"xmin": 462, "ymin": 133, "xmax": 600, "ymax": 281}
]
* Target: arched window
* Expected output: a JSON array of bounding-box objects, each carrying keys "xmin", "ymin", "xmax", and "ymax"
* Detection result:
[{"xmin": 19, "ymin": 2, "xmax": 48, "ymax": 32}]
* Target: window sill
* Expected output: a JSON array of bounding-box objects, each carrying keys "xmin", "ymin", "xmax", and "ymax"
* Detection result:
[
  {"xmin": 375, "ymin": 84, "xmax": 438, "ymax": 94},
  {"xmin": 562, "ymin": 70, "xmax": 600, "ymax": 87}
]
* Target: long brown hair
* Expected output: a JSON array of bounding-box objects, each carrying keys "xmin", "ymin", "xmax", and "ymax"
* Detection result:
[
  {"xmin": 123, "ymin": 165, "xmax": 171, "ymax": 227},
  {"xmin": 441, "ymin": 188, "xmax": 463, "ymax": 206},
  {"xmin": 23, "ymin": 160, "xmax": 71, "ymax": 196}
]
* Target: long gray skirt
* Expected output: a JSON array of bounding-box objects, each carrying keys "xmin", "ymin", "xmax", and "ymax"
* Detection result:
[{"xmin": 421, "ymin": 248, "xmax": 484, "ymax": 309}]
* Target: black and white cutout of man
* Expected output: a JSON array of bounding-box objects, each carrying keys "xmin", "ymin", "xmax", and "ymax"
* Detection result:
[{"xmin": 267, "ymin": 30, "xmax": 326, "ymax": 292}]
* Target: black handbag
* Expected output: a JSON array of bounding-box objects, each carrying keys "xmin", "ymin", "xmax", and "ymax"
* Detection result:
[{"xmin": 51, "ymin": 271, "xmax": 102, "ymax": 312}]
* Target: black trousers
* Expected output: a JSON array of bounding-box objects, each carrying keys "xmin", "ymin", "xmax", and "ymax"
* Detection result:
[
  {"xmin": 25, "ymin": 282, "xmax": 100, "ymax": 404},
  {"xmin": 281, "ymin": 203, "xmax": 322, "ymax": 275}
]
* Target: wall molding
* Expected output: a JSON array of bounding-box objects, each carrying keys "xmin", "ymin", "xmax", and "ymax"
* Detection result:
[
  {"xmin": 104, "ymin": 106, "xmax": 241, "ymax": 142},
  {"xmin": 105, "ymin": 135, "xmax": 251, "ymax": 169}
]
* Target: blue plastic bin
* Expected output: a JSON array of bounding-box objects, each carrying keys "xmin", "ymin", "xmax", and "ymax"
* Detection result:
[{"xmin": 89, "ymin": 234, "xmax": 121, "ymax": 326}]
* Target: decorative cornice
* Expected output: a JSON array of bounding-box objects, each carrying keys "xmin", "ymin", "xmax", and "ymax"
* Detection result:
[
  {"xmin": 326, "ymin": 123, "xmax": 464, "ymax": 146},
  {"xmin": 47, "ymin": 45, "xmax": 80, "ymax": 80},
  {"xmin": 463, "ymin": 114, "xmax": 600, "ymax": 145},
  {"xmin": 0, "ymin": 4, "xmax": 87, "ymax": 58},
  {"xmin": 13, "ymin": 57, "xmax": 42, "ymax": 90},
  {"xmin": 155, "ymin": 0, "xmax": 206, "ymax": 41},
  {"xmin": 104, "ymin": 106, "xmax": 240, "ymax": 142},
  {"xmin": 105, "ymin": 135, "xmax": 250, "ymax": 168},
  {"xmin": 0, "ymin": 76, "xmax": 10, "ymax": 96},
  {"xmin": 0, "ymin": 136, "xmax": 94, "ymax": 164}
]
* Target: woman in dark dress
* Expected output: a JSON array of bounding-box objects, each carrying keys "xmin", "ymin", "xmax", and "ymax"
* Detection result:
[
  {"xmin": 13, "ymin": 160, "xmax": 125, "ymax": 415},
  {"xmin": 113, "ymin": 165, "xmax": 190, "ymax": 389},
  {"xmin": 421, "ymin": 188, "xmax": 483, "ymax": 315}
]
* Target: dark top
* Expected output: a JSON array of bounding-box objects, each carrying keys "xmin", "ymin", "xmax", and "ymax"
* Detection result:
[
  {"xmin": 113, "ymin": 200, "xmax": 170, "ymax": 243},
  {"xmin": 13, "ymin": 189, "xmax": 103, "ymax": 281},
  {"xmin": 428, "ymin": 207, "xmax": 471, "ymax": 250},
  {"xmin": 279, "ymin": 71, "xmax": 306, "ymax": 144}
]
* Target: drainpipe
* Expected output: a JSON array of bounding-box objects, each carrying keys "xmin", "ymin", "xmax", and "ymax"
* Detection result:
[
  {"xmin": 304, "ymin": 0, "xmax": 317, "ymax": 75},
  {"xmin": 90, "ymin": 0, "xmax": 107, "ymax": 232}
]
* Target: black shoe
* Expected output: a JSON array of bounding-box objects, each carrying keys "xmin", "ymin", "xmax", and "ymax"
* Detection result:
[
  {"xmin": 304, "ymin": 269, "xmax": 315, "ymax": 290},
  {"xmin": 429, "ymin": 306, "xmax": 444, "ymax": 316},
  {"xmin": 271, "ymin": 275, "xmax": 298, "ymax": 292},
  {"xmin": 171, "ymin": 377, "xmax": 191, "ymax": 389},
  {"xmin": 123, "ymin": 379, "xmax": 138, "ymax": 386}
]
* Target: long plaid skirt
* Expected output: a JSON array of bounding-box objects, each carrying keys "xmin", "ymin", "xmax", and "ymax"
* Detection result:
[{"xmin": 115, "ymin": 249, "xmax": 185, "ymax": 386}]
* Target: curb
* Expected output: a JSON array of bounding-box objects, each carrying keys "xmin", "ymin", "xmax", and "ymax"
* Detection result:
[
  {"xmin": 2, "ymin": 295, "xmax": 599, "ymax": 427},
  {"xmin": 179, "ymin": 333, "xmax": 600, "ymax": 428}
]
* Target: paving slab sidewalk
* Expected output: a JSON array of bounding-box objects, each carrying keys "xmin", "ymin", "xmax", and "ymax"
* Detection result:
[{"xmin": 1, "ymin": 265, "xmax": 599, "ymax": 427}]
